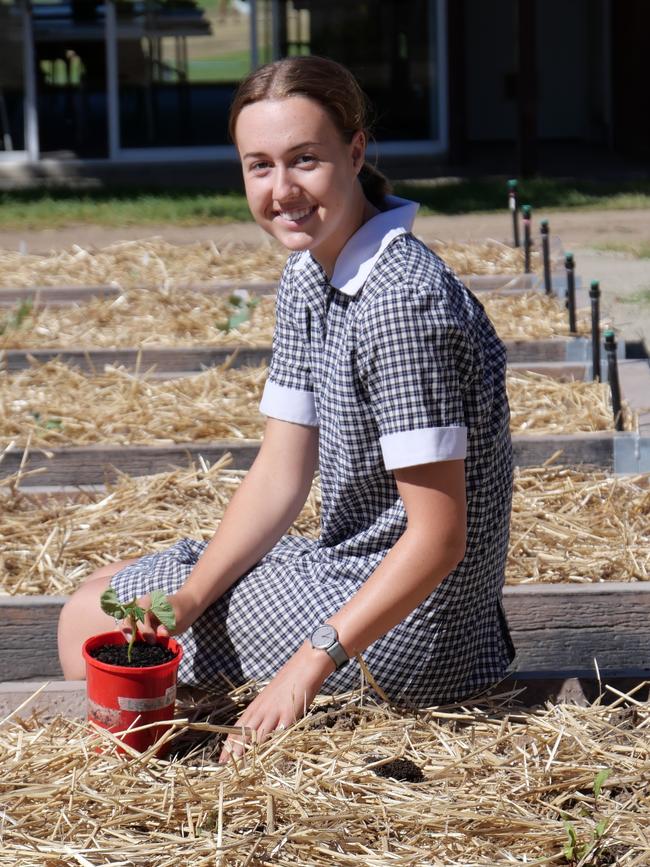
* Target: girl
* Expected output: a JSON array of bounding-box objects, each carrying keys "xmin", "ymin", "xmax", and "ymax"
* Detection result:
[{"xmin": 58, "ymin": 56, "xmax": 515, "ymax": 762}]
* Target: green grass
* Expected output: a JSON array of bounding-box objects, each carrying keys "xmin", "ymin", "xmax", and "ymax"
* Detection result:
[
  {"xmin": 1, "ymin": 177, "xmax": 650, "ymax": 230},
  {"xmin": 0, "ymin": 189, "xmax": 252, "ymax": 229},
  {"xmin": 589, "ymin": 241, "xmax": 650, "ymax": 259},
  {"xmin": 393, "ymin": 178, "xmax": 650, "ymax": 216},
  {"xmin": 617, "ymin": 287, "xmax": 650, "ymax": 305}
]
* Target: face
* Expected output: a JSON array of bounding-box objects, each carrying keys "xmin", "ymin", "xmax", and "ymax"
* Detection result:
[{"xmin": 234, "ymin": 96, "xmax": 366, "ymax": 274}]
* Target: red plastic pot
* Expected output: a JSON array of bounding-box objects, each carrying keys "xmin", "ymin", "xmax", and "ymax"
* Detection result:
[{"xmin": 82, "ymin": 631, "xmax": 183, "ymax": 755}]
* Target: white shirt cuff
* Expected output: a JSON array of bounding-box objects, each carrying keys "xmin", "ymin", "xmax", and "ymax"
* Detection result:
[
  {"xmin": 380, "ymin": 426, "xmax": 467, "ymax": 470},
  {"xmin": 259, "ymin": 379, "xmax": 319, "ymax": 427}
]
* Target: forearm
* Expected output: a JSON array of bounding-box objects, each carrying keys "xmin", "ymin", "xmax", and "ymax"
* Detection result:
[
  {"xmin": 315, "ymin": 460, "xmax": 467, "ymax": 665},
  {"xmin": 326, "ymin": 523, "xmax": 465, "ymax": 659},
  {"xmin": 180, "ymin": 420, "xmax": 318, "ymax": 617}
]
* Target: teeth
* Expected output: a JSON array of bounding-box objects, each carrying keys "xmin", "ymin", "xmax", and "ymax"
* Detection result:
[{"xmin": 279, "ymin": 207, "xmax": 313, "ymax": 221}]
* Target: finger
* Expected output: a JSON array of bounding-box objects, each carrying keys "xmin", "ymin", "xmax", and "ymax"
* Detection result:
[{"xmin": 139, "ymin": 610, "xmax": 159, "ymax": 643}]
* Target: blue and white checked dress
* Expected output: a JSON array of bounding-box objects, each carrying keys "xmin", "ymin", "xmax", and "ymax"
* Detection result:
[{"xmin": 111, "ymin": 197, "xmax": 515, "ymax": 705}]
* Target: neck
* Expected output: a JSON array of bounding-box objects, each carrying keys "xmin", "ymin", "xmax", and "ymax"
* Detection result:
[{"xmin": 316, "ymin": 192, "xmax": 380, "ymax": 279}]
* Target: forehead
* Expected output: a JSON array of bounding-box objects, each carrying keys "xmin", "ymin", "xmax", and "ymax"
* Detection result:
[{"xmin": 234, "ymin": 96, "xmax": 341, "ymax": 154}]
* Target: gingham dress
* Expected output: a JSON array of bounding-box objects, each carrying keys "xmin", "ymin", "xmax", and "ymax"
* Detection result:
[{"xmin": 111, "ymin": 197, "xmax": 515, "ymax": 706}]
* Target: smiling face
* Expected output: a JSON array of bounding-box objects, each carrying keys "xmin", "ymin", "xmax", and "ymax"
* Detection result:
[{"xmin": 234, "ymin": 96, "xmax": 369, "ymax": 276}]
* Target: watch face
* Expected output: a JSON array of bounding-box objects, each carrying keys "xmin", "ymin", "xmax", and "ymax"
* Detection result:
[{"xmin": 311, "ymin": 624, "xmax": 336, "ymax": 649}]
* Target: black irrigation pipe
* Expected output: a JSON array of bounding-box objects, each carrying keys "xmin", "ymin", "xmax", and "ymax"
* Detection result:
[
  {"xmin": 565, "ymin": 252, "xmax": 577, "ymax": 334},
  {"xmin": 522, "ymin": 204, "xmax": 532, "ymax": 274},
  {"xmin": 508, "ymin": 178, "xmax": 520, "ymax": 247},
  {"xmin": 590, "ymin": 280, "xmax": 601, "ymax": 382},
  {"xmin": 540, "ymin": 219, "xmax": 552, "ymax": 295},
  {"xmin": 604, "ymin": 329, "xmax": 624, "ymax": 431}
]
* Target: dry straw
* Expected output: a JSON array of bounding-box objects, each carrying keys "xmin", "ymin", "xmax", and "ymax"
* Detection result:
[
  {"xmin": 0, "ymin": 363, "xmax": 632, "ymax": 449},
  {"xmin": 0, "ymin": 681, "xmax": 648, "ymax": 865},
  {"xmin": 1, "ymin": 288, "xmax": 588, "ymax": 350},
  {"xmin": 0, "ymin": 237, "xmax": 537, "ymax": 293},
  {"xmin": 1, "ymin": 460, "xmax": 648, "ymax": 596}
]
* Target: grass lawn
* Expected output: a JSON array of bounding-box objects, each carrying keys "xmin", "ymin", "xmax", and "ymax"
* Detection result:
[{"xmin": 1, "ymin": 178, "xmax": 649, "ymax": 230}]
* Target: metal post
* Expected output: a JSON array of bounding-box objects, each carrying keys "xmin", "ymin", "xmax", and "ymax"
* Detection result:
[
  {"xmin": 604, "ymin": 329, "xmax": 624, "ymax": 431},
  {"xmin": 21, "ymin": 0, "xmax": 39, "ymax": 161},
  {"xmin": 249, "ymin": 0, "xmax": 259, "ymax": 70},
  {"xmin": 565, "ymin": 252, "xmax": 577, "ymax": 334},
  {"xmin": 540, "ymin": 219, "xmax": 552, "ymax": 294},
  {"xmin": 508, "ymin": 179, "xmax": 519, "ymax": 247},
  {"xmin": 590, "ymin": 280, "xmax": 601, "ymax": 382},
  {"xmin": 105, "ymin": 0, "xmax": 120, "ymax": 159},
  {"xmin": 522, "ymin": 204, "xmax": 532, "ymax": 274}
]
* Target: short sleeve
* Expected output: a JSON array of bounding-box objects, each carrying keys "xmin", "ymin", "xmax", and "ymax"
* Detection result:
[
  {"xmin": 358, "ymin": 282, "xmax": 471, "ymax": 470},
  {"xmin": 259, "ymin": 257, "xmax": 318, "ymax": 427}
]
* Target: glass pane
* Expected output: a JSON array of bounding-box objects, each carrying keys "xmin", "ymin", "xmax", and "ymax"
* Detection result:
[
  {"xmin": 31, "ymin": 0, "xmax": 109, "ymax": 157},
  {"xmin": 117, "ymin": 0, "xmax": 258, "ymax": 148},
  {"xmin": 286, "ymin": 0, "xmax": 437, "ymax": 141},
  {"xmin": 0, "ymin": 1, "xmax": 25, "ymax": 152}
]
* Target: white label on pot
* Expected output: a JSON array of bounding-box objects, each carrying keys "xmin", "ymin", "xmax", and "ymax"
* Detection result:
[{"xmin": 118, "ymin": 685, "xmax": 176, "ymax": 712}]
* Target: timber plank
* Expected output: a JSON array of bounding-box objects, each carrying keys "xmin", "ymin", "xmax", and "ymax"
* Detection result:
[
  {"xmin": 1, "ymin": 346, "xmax": 271, "ymax": 373},
  {"xmin": 1, "ymin": 583, "xmax": 649, "ymax": 682},
  {"xmin": 0, "ymin": 434, "xmax": 631, "ymax": 485}
]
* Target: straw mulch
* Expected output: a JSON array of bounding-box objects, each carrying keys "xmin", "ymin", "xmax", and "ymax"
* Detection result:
[
  {"xmin": 483, "ymin": 291, "xmax": 592, "ymax": 340},
  {"xmin": 1, "ymin": 461, "xmax": 648, "ymax": 596},
  {"xmin": 1, "ymin": 360, "xmax": 267, "ymax": 447},
  {"xmin": 429, "ymin": 237, "xmax": 542, "ymax": 275},
  {"xmin": 1, "ymin": 683, "xmax": 649, "ymax": 865},
  {"xmin": 0, "ymin": 363, "xmax": 632, "ymax": 450},
  {"xmin": 508, "ymin": 370, "xmax": 636, "ymax": 434},
  {"xmin": 0, "ymin": 457, "xmax": 320, "ymax": 596},
  {"xmin": 0, "ymin": 238, "xmax": 289, "ymax": 290},
  {"xmin": 509, "ymin": 465, "xmax": 650, "ymax": 584},
  {"xmin": 0, "ymin": 287, "xmax": 278, "ymax": 350},
  {"xmin": 0, "ymin": 237, "xmax": 541, "ymax": 293},
  {"xmin": 1, "ymin": 286, "xmax": 588, "ymax": 350}
]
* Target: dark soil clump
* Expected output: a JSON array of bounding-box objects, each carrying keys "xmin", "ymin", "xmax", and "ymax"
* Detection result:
[
  {"xmin": 366, "ymin": 755, "xmax": 425, "ymax": 783},
  {"xmin": 89, "ymin": 642, "xmax": 176, "ymax": 668}
]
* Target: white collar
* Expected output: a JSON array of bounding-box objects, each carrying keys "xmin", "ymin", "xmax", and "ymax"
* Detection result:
[{"xmin": 294, "ymin": 195, "xmax": 419, "ymax": 296}]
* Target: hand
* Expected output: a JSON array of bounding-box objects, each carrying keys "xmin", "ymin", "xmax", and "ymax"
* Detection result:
[
  {"xmin": 120, "ymin": 589, "xmax": 199, "ymax": 643},
  {"xmin": 219, "ymin": 642, "xmax": 335, "ymax": 764}
]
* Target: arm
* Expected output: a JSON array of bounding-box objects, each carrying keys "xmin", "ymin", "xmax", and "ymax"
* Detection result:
[
  {"xmin": 137, "ymin": 416, "xmax": 318, "ymax": 638},
  {"xmin": 219, "ymin": 458, "xmax": 466, "ymax": 762}
]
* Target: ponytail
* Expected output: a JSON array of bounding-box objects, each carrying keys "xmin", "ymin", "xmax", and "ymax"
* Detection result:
[{"xmin": 358, "ymin": 161, "xmax": 392, "ymax": 209}]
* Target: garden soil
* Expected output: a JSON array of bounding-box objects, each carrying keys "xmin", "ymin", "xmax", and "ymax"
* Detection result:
[{"xmin": 1, "ymin": 208, "xmax": 648, "ymax": 345}]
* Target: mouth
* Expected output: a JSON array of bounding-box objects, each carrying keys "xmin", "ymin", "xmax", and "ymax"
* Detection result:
[{"xmin": 274, "ymin": 205, "xmax": 317, "ymax": 225}]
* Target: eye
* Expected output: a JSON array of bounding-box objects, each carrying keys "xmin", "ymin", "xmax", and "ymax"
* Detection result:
[
  {"xmin": 294, "ymin": 153, "xmax": 318, "ymax": 167},
  {"xmin": 248, "ymin": 160, "xmax": 271, "ymax": 173}
]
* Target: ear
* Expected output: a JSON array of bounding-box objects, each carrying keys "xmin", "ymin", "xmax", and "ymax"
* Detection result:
[{"xmin": 350, "ymin": 130, "xmax": 366, "ymax": 173}]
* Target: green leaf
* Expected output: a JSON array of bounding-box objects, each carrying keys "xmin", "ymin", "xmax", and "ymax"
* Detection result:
[
  {"xmin": 594, "ymin": 819, "xmax": 608, "ymax": 839},
  {"xmin": 149, "ymin": 589, "xmax": 176, "ymax": 630},
  {"xmin": 562, "ymin": 820, "xmax": 578, "ymax": 861},
  {"xmin": 593, "ymin": 768, "xmax": 611, "ymax": 800},
  {"xmin": 131, "ymin": 605, "xmax": 146, "ymax": 625},
  {"xmin": 100, "ymin": 587, "xmax": 126, "ymax": 619},
  {"xmin": 44, "ymin": 418, "xmax": 63, "ymax": 430},
  {"xmin": 227, "ymin": 309, "xmax": 250, "ymax": 330}
]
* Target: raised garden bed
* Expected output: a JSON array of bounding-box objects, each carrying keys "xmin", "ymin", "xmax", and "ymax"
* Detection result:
[
  {"xmin": 1, "ymin": 357, "xmax": 647, "ymax": 484},
  {"xmin": 0, "ymin": 677, "xmax": 648, "ymax": 866},
  {"xmin": 1, "ymin": 462, "xmax": 648, "ymax": 679}
]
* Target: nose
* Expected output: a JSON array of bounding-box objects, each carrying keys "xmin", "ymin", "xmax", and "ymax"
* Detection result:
[{"xmin": 272, "ymin": 164, "xmax": 299, "ymax": 203}]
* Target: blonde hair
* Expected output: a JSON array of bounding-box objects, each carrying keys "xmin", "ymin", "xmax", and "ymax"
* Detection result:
[{"xmin": 229, "ymin": 56, "xmax": 391, "ymax": 208}]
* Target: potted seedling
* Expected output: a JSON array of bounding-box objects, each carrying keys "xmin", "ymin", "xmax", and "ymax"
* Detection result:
[{"xmin": 82, "ymin": 588, "xmax": 183, "ymax": 755}]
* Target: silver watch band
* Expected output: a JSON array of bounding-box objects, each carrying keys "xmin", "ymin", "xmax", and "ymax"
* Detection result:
[{"xmin": 310, "ymin": 624, "xmax": 350, "ymax": 670}]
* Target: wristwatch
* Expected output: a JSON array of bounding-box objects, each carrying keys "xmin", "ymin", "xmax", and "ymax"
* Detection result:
[{"xmin": 310, "ymin": 624, "xmax": 349, "ymax": 670}]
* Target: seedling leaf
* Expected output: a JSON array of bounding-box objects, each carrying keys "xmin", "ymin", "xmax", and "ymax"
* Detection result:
[
  {"xmin": 100, "ymin": 587, "xmax": 126, "ymax": 619},
  {"xmin": 593, "ymin": 768, "xmax": 611, "ymax": 800},
  {"xmin": 150, "ymin": 589, "xmax": 176, "ymax": 631}
]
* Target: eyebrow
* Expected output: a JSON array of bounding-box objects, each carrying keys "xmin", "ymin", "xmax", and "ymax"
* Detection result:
[{"xmin": 242, "ymin": 141, "xmax": 321, "ymax": 160}]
